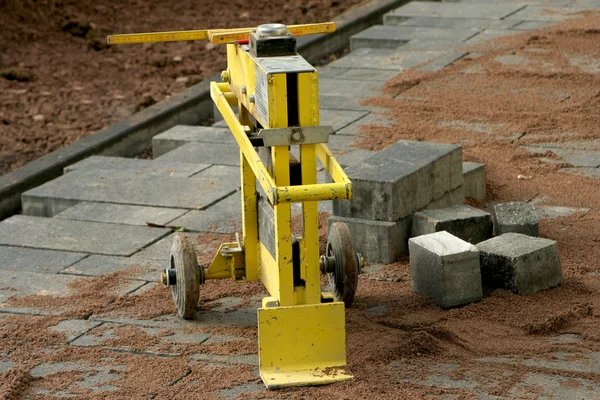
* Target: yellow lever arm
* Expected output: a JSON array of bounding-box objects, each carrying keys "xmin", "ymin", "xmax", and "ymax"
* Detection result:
[{"xmin": 107, "ymin": 22, "xmax": 336, "ymax": 45}]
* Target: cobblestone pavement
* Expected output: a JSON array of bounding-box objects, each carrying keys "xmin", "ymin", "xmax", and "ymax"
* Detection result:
[{"xmin": 2, "ymin": 0, "xmax": 600, "ymax": 398}]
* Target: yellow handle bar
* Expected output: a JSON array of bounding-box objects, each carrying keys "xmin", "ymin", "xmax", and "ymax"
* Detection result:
[{"xmin": 107, "ymin": 22, "xmax": 335, "ymax": 45}]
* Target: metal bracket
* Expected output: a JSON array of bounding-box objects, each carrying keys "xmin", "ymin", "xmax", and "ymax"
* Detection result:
[{"xmin": 255, "ymin": 126, "xmax": 332, "ymax": 146}]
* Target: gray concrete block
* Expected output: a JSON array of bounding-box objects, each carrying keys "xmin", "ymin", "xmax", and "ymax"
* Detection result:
[
  {"xmin": 338, "ymin": 140, "xmax": 463, "ymax": 221},
  {"xmin": 61, "ymin": 255, "xmax": 164, "ymax": 281},
  {"xmin": 351, "ymin": 25, "xmax": 479, "ymax": 50},
  {"xmin": 463, "ymin": 161, "xmax": 486, "ymax": 202},
  {"xmin": 152, "ymin": 125, "xmax": 235, "ymax": 157},
  {"xmin": 332, "ymin": 149, "xmax": 377, "ymax": 168},
  {"xmin": 0, "ymin": 246, "xmax": 87, "ymax": 274},
  {"xmin": 399, "ymin": 39, "xmax": 464, "ymax": 51},
  {"xmin": 409, "ymin": 231, "xmax": 482, "ymax": 308},
  {"xmin": 328, "ymin": 47, "xmax": 446, "ymax": 71},
  {"xmin": 477, "ymin": 233, "xmax": 562, "ymax": 295},
  {"xmin": 0, "ymin": 215, "xmax": 170, "ymax": 256},
  {"xmin": 412, "ymin": 205, "xmax": 493, "ymax": 244},
  {"xmin": 319, "ymin": 94, "xmax": 377, "ymax": 111},
  {"xmin": 320, "ymin": 109, "xmax": 370, "ymax": 132},
  {"xmin": 0, "ymin": 270, "xmax": 81, "ymax": 306},
  {"xmin": 423, "ymin": 185, "xmax": 465, "ymax": 211},
  {"xmin": 155, "ymin": 141, "xmax": 240, "ymax": 166},
  {"xmin": 64, "ymin": 156, "xmax": 210, "ymax": 177},
  {"xmin": 54, "ymin": 202, "xmax": 187, "ymax": 226},
  {"xmin": 168, "ymin": 194, "xmax": 242, "ymax": 234},
  {"xmin": 328, "ymin": 215, "xmax": 411, "ymax": 264},
  {"xmin": 336, "ymin": 111, "xmax": 395, "ymax": 136},
  {"xmin": 22, "ymin": 169, "xmax": 236, "ymax": 217},
  {"xmin": 529, "ymin": 147, "xmax": 600, "ymax": 167},
  {"xmin": 493, "ymin": 202, "xmax": 539, "ymax": 236},
  {"xmin": 386, "ymin": 2, "xmax": 524, "ymax": 21},
  {"xmin": 49, "ymin": 319, "xmax": 103, "ymax": 343}
]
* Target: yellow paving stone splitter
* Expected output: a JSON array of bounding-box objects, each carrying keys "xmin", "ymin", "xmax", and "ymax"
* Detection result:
[{"xmin": 107, "ymin": 22, "xmax": 363, "ymax": 389}]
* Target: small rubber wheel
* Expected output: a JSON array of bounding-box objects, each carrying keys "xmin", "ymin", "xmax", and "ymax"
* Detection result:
[
  {"xmin": 326, "ymin": 222, "xmax": 359, "ymax": 307},
  {"xmin": 170, "ymin": 234, "xmax": 200, "ymax": 319}
]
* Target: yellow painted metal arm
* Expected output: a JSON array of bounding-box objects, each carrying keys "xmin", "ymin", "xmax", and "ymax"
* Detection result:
[
  {"xmin": 208, "ymin": 22, "xmax": 336, "ymax": 44},
  {"xmin": 108, "ymin": 22, "xmax": 335, "ymax": 45},
  {"xmin": 211, "ymin": 81, "xmax": 351, "ymax": 205}
]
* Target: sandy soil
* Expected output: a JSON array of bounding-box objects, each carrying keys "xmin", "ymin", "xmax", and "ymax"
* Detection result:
[
  {"xmin": 2, "ymin": 10, "xmax": 600, "ymax": 400},
  {"xmin": 0, "ymin": 0, "xmax": 367, "ymax": 175}
]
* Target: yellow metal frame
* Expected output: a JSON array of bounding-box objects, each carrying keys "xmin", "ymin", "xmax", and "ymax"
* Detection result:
[
  {"xmin": 209, "ymin": 35, "xmax": 355, "ymax": 387},
  {"xmin": 108, "ymin": 21, "xmax": 354, "ymax": 389}
]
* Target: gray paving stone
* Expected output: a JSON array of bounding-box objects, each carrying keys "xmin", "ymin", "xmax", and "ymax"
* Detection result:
[
  {"xmin": 49, "ymin": 319, "xmax": 103, "ymax": 343},
  {"xmin": 0, "ymin": 270, "xmax": 81, "ymax": 307},
  {"xmin": 409, "ymin": 231, "xmax": 482, "ymax": 309},
  {"xmin": 152, "ymin": 125, "xmax": 235, "ymax": 157},
  {"xmin": 0, "ymin": 215, "xmax": 170, "ymax": 256},
  {"xmin": 320, "ymin": 109, "xmax": 370, "ymax": 132},
  {"xmin": 189, "ymin": 353, "xmax": 258, "ymax": 366},
  {"xmin": 560, "ymin": 166, "xmax": 600, "ymax": 179},
  {"xmin": 386, "ymin": 1, "xmax": 525, "ymax": 21},
  {"xmin": 0, "ymin": 360, "xmax": 17, "ymax": 374},
  {"xmin": 458, "ymin": 0, "xmax": 571, "ymax": 5},
  {"xmin": 477, "ymin": 233, "xmax": 562, "ymax": 295},
  {"xmin": 319, "ymin": 78, "xmax": 385, "ymax": 98},
  {"xmin": 0, "ymin": 246, "xmax": 87, "ymax": 273},
  {"xmin": 332, "ymin": 68, "xmax": 400, "ymax": 81},
  {"xmin": 61, "ymin": 255, "xmax": 164, "ymax": 281},
  {"xmin": 328, "ymin": 47, "xmax": 446, "ymax": 71},
  {"xmin": 195, "ymin": 165, "xmax": 240, "ymax": 183},
  {"xmin": 155, "ymin": 141, "xmax": 240, "ymax": 166},
  {"xmin": 512, "ymin": 20, "xmax": 557, "ymax": 30},
  {"xmin": 338, "ymin": 140, "xmax": 463, "ymax": 221},
  {"xmin": 532, "ymin": 147, "xmax": 600, "ymax": 167},
  {"xmin": 505, "ymin": 5, "xmax": 588, "ymax": 21},
  {"xmin": 336, "ymin": 111, "xmax": 395, "ymax": 136},
  {"xmin": 0, "ymin": 270, "xmax": 142, "ymax": 316},
  {"xmin": 412, "ymin": 205, "xmax": 493, "ymax": 244},
  {"xmin": 316, "ymin": 66, "xmax": 348, "ymax": 78},
  {"xmin": 64, "ymin": 155, "xmax": 210, "ymax": 177},
  {"xmin": 328, "ymin": 215, "xmax": 411, "ymax": 264},
  {"xmin": 492, "ymin": 202, "xmax": 539, "ymax": 236},
  {"xmin": 22, "ymin": 169, "xmax": 236, "ymax": 216},
  {"xmin": 168, "ymin": 194, "xmax": 241, "ymax": 234},
  {"xmin": 463, "ymin": 161, "xmax": 486, "ymax": 202},
  {"xmin": 220, "ymin": 383, "xmax": 264, "ymax": 399},
  {"xmin": 418, "ymin": 50, "xmax": 469, "ymax": 72},
  {"xmin": 389, "ymin": 16, "xmax": 523, "ymax": 29},
  {"xmin": 29, "ymin": 361, "xmax": 126, "ymax": 396},
  {"xmin": 319, "ymin": 94, "xmax": 377, "ymax": 111},
  {"xmin": 399, "ymin": 39, "xmax": 465, "ymax": 51},
  {"xmin": 54, "ymin": 202, "xmax": 187, "ymax": 226},
  {"xmin": 333, "ymin": 148, "xmax": 377, "ymax": 168},
  {"xmin": 133, "ymin": 233, "xmax": 200, "ymax": 262},
  {"xmin": 351, "ymin": 25, "xmax": 479, "ymax": 50},
  {"xmin": 465, "ymin": 29, "xmax": 523, "ymax": 45},
  {"xmin": 535, "ymin": 205, "xmax": 590, "ymax": 219}
]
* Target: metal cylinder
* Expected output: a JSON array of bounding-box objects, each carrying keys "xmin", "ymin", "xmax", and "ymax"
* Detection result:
[{"xmin": 256, "ymin": 23, "xmax": 288, "ymax": 38}]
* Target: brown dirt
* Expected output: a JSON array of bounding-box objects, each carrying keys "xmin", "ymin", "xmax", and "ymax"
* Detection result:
[
  {"xmin": 0, "ymin": 0, "xmax": 369, "ymax": 175},
  {"xmin": 4, "ymin": 12, "xmax": 600, "ymax": 400}
]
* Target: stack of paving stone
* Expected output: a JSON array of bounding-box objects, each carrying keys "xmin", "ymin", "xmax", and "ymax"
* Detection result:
[{"xmin": 409, "ymin": 201, "xmax": 562, "ymax": 309}]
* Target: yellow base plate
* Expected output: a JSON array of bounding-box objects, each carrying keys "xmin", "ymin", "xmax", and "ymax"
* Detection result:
[{"xmin": 257, "ymin": 298, "xmax": 353, "ymax": 389}]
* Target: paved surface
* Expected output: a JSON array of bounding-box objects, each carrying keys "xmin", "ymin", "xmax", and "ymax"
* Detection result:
[{"xmin": 2, "ymin": 0, "xmax": 600, "ymax": 398}]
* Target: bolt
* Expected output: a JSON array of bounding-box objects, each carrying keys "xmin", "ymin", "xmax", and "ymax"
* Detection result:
[
  {"xmin": 248, "ymin": 94, "xmax": 255, "ymax": 103},
  {"xmin": 241, "ymin": 86, "xmax": 247, "ymax": 94},
  {"xmin": 221, "ymin": 70, "xmax": 230, "ymax": 83}
]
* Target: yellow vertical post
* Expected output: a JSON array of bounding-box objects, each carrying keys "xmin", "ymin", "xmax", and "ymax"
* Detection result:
[
  {"xmin": 239, "ymin": 103, "xmax": 260, "ymax": 281},
  {"xmin": 298, "ymin": 71, "xmax": 321, "ymax": 305}
]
